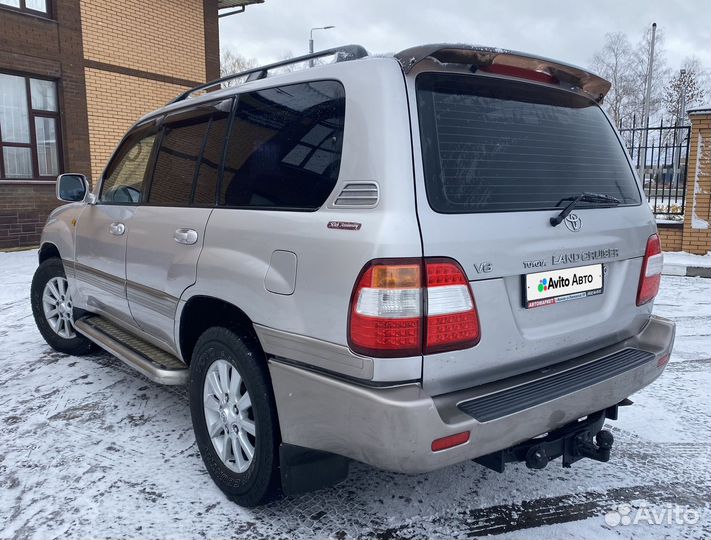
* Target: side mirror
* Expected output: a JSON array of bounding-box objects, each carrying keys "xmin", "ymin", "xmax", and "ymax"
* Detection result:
[{"xmin": 56, "ymin": 173, "xmax": 90, "ymax": 203}]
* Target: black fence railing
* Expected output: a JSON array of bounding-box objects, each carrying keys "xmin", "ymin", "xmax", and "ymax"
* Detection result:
[{"xmin": 618, "ymin": 116, "xmax": 690, "ymax": 220}]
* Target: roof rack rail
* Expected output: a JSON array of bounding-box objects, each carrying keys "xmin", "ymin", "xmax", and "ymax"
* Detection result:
[{"xmin": 172, "ymin": 44, "xmax": 368, "ymax": 104}]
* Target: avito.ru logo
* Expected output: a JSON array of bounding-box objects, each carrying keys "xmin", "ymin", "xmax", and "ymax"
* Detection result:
[
  {"xmin": 538, "ymin": 275, "xmax": 570, "ymax": 292},
  {"xmin": 538, "ymin": 273, "xmax": 595, "ymax": 293}
]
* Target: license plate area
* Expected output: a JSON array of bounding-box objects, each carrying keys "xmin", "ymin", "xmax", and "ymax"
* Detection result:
[{"xmin": 524, "ymin": 263, "xmax": 604, "ymax": 309}]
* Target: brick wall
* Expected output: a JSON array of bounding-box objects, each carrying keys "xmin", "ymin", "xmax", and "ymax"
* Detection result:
[
  {"xmin": 79, "ymin": 0, "xmax": 207, "ymax": 83},
  {"xmin": 79, "ymin": 0, "xmax": 219, "ymax": 184},
  {"xmin": 0, "ymin": 0, "xmax": 90, "ymax": 249},
  {"xmin": 657, "ymin": 224, "xmax": 683, "ymax": 252},
  {"xmin": 682, "ymin": 110, "xmax": 711, "ymax": 255},
  {"xmin": 0, "ymin": 184, "xmax": 58, "ymax": 248},
  {"xmin": 1, "ymin": 1, "xmax": 219, "ymax": 249},
  {"xmin": 84, "ymin": 68, "xmax": 189, "ymax": 180}
]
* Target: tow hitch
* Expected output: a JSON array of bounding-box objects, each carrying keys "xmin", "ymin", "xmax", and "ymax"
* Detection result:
[{"xmin": 475, "ymin": 400, "xmax": 631, "ymax": 473}]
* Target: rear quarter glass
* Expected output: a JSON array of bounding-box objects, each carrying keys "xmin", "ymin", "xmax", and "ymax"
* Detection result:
[{"xmin": 415, "ymin": 72, "xmax": 641, "ymax": 214}]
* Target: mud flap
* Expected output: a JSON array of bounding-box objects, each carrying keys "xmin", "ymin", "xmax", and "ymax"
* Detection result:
[
  {"xmin": 475, "ymin": 401, "xmax": 631, "ymax": 473},
  {"xmin": 279, "ymin": 443, "xmax": 350, "ymax": 496}
]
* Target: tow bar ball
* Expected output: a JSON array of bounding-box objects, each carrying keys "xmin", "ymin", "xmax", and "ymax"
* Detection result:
[
  {"xmin": 596, "ymin": 430, "xmax": 615, "ymax": 450},
  {"xmin": 525, "ymin": 447, "xmax": 549, "ymax": 470},
  {"xmin": 524, "ymin": 429, "xmax": 615, "ymax": 470}
]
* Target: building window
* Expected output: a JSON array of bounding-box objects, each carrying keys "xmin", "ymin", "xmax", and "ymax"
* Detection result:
[
  {"xmin": 0, "ymin": 73, "xmax": 60, "ymax": 180},
  {"xmin": 0, "ymin": 0, "xmax": 49, "ymax": 15}
]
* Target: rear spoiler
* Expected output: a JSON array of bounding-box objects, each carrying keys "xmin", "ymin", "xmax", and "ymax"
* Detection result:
[{"xmin": 395, "ymin": 44, "xmax": 611, "ymax": 103}]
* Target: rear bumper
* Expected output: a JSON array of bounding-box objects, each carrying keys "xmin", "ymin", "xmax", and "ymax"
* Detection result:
[{"xmin": 268, "ymin": 315, "xmax": 675, "ymax": 474}]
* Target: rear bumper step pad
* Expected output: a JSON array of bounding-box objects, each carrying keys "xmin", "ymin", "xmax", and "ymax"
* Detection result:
[{"xmin": 458, "ymin": 348, "xmax": 654, "ymax": 422}]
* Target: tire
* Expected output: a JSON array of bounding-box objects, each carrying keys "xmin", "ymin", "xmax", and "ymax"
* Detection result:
[
  {"xmin": 30, "ymin": 258, "xmax": 93, "ymax": 356},
  {"xmin": 189, "ymin": 327, "xmax": 281, "ymax": 507}
]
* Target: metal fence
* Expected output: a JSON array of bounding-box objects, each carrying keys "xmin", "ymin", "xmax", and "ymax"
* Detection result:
[{"xmin": 618, "ymin": 116, "xmax": 690, "ymax": 219}]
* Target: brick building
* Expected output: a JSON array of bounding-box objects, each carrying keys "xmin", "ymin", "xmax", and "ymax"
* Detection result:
[{"xmin": 0, "ymin": 0, "xmax": 251, "ymax": 248}]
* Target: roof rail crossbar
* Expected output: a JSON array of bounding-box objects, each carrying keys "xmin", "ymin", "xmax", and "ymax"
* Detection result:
[{"xmin": 172, "ymin": 44, "xmax": 368, "ymax": 103}]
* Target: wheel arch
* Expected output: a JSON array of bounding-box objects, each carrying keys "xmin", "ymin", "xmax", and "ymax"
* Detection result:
[
  {"xmin": 38, "ymin": 242, "xmax": 61, "ymax": 264},
  {"xmin": 178, "ymin": 295, "xmax": 263, "ymax": 364}
]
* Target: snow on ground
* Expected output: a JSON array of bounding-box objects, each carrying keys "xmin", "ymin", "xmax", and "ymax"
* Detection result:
[
  {"xmin": 664, "ymin": 251, "xmax": 711, "ymax": 277},
  {"xmin": 0, "ymin": 249, "xmax": 709, "ymax": 539},
  {"xmin": 664, "ymin": 251, "xmax": 711, "ymax": 268}
]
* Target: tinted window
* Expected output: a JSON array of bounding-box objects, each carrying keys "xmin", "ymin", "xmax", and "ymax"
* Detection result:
[
  {"xmin": 220, "ymin": 81, "xmax": 345, "ymax": 210},
  {"xmin": 416, "ymin": 73, "xmax": 641, "ymax": 213},
  {"xmin": 193, "ymin": 102, "xmax": 231, "ymax": 206},
  {"xmin": 148, "ymin": 116, "xmax": 210, "ymax": 206},
  {"xmin": 101, "ymin": 129, "xmax": 157, "ymax": 204}
]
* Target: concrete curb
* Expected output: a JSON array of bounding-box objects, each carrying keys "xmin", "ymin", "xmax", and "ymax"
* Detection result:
[{"xmin": 0, "ymin": 245, "xmax": 39, "ymax": 253}]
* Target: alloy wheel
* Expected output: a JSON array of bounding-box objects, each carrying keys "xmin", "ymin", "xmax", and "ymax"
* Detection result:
[
  {"xmin": 42, "ymin": 276, "xmax": 76, "ymax": 339},
  {"xmin": 203, "ymin": 359, "xmax": 256, "ymax": 473}
]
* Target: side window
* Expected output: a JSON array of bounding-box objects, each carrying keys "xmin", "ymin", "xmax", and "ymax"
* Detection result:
[
  {"xmin": 148, "ymin": 116, "xmax": 210, "ymax": 206},
  {"xmin": 193, "ymin": 100, "xmax": 232, "ymax": 206},
  {"xmin": 100, "ymin": 131, "xmax": 156, "ymax": 204},
  {"xmin": 220, "ymin": 80, "xmax": 345, "ymax": 210}
]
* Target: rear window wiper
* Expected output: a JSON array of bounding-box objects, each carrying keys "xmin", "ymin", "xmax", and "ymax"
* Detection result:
[{"xmin": 550, "ymin": 192, "xmax": 622, "ymax": 227}]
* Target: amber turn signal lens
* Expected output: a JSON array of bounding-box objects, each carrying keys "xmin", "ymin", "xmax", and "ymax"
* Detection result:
[{"xmin": 371, "ymin": 265, "xmax": 421, "ymax": 289}]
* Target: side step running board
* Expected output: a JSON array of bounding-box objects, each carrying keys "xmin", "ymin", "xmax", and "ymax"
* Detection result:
[{"xmin": 74, "ymin": 316, "xmax": 188, "ymax": 385}]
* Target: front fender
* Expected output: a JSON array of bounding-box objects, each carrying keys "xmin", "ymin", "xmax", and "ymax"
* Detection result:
[{"xmin": 40, "ymin": 202, "xmax": 84, "ymax": 263}]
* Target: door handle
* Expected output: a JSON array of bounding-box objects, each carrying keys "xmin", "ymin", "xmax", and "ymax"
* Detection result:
[
  {"xmin": 109, "ymin": 222, "xmax": 125, "ymax": 236},
  {"xmin": 174, "ymin": 228, "xmax": 198, "ymax": 245}
]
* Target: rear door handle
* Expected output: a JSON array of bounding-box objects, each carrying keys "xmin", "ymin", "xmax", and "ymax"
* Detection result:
[
  {"xmin": 109, "ymin": 222, "xmax": 125, "ymax": 236},
  {"xmin": 174, "ymin": 228, "xmax": 198, "ymax": 245}
]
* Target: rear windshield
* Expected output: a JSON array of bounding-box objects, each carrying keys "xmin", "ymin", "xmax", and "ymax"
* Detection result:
[{"xmin": 416, "ymin": 73, "xmax": 641, "ymax": 213}]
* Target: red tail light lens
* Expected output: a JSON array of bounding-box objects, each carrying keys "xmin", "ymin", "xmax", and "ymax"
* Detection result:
[
  {"xmin": 425, "ymin": 259, "xmax": 480, "ymax": 354},
  {"xmin": 348, "ymin": 259, "xmax": 424, "ymax": 357},
  {"xmin": 348, "ymin": 258, "xmax": 480, "ymax": 357},
  {"xmin": 637, "ymin": 234, "xmax": 663, "ymax": 306}
]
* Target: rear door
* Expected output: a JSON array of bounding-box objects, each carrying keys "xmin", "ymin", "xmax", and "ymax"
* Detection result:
[
  {"xmin": 125, "ymin": 99, "xmax": 232, "ymax": 348},
  {"xmin": 409, "ymin": 70, "xmax": 656, "ymax": 395}
]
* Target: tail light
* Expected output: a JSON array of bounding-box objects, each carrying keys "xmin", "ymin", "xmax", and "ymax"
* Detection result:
[
  {"xmin": 425, "ymin": 259, "xmax": 480, "ymax": 354},
  {"xmin": 637, "ymin": 234, "xmax": 663, "ymax": 306},
  {"xmin": 348, "ymin": 259, "xmax": 423, "ymax": 357},
  {"xmin": 348, "ymin": 258, "xmax": 480, "ymax": 357}
]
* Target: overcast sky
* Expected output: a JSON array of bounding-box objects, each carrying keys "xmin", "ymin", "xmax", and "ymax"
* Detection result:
[{"xmin": 219, "ymin": 0, "xmax": 711, "ymax": 74}]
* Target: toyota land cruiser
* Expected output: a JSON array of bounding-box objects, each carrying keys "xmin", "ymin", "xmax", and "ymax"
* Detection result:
[{"xmin": 31, "ymin": 44, "xmax": 675, "ymax": 506}]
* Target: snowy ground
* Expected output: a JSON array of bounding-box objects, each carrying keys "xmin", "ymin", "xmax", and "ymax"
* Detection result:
[
  {"xmin": 664, "ymin": 251, "xmax": 711, "ymax": 268},
  {"xmin": 1, "ymin": 249, "xmax": 709, "ymax": 540},
  {"xmin": 664, "ymin": 251, "xmax": 711, "ymax": 277}
]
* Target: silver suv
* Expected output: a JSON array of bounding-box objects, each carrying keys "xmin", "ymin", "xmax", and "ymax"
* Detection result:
[{"xmin": 31, "ymin": 44, "xmax": 675, "ymax": 506}]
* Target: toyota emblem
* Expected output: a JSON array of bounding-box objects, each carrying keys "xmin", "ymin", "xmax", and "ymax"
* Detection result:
[{"xmin": 564, "ymin": 213, "xmax": 582, "ymax": 232}]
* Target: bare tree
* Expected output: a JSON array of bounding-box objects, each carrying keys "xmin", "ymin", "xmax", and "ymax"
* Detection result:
[
  {"xmin": 591, "ymin": 32, "xmax": 636, "ymax": 127},
  {"xmin": 590, "ymin": 26, "xmax": 670, "ymax": 128},
  {"xmin": 663, "ymin": 57, "xmax": 708, "ymax": 124},
  {"xmin": 220, "ymin": 48, "xmax": 257, "ymax": 83}
]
